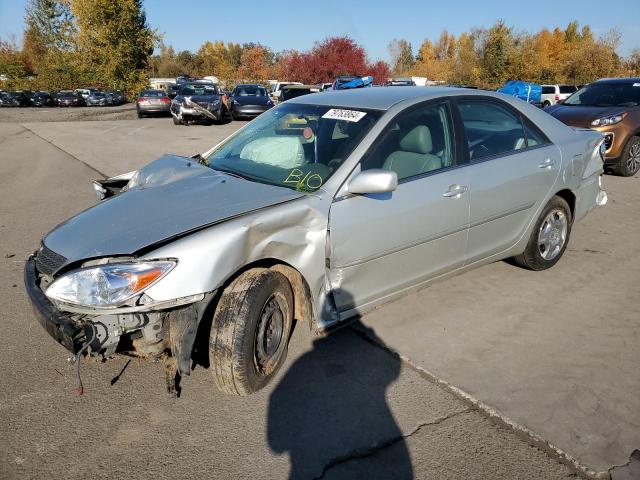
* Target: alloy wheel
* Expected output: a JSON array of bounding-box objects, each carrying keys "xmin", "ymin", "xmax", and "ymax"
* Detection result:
[{"xmin": 537, "ymin": 209, "xmax": 568, "ymax": 261}]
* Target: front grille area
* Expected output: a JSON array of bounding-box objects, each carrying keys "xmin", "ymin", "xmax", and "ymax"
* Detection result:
[
  {"xmin": 35, "ymin": 245, "xmax": 67, "ymax": 276},
  {"xmin": 604, "ymin": 133, "xmax": 614, "ymax": 151}
]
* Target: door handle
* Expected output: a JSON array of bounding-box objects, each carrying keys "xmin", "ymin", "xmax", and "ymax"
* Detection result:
[
  {"xmin": 539, "ymin": 158, "xmax": 555, "ymax": 168},
  {"xmin": 442, "ymin": 185, "xmax": 468, "ymax": 198}
]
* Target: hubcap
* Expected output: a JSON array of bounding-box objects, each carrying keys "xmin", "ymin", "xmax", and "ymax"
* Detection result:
[
  {"xmin": 627, "ymin": 142, "xmax": 640, "ymax": 174},
  {"xmin": 255, "ymin": 295, "xmax": 285, "ymax": 375},
  {"xmin": 537, "ymin": 209, "xmax": 568, "ymax": 261}
]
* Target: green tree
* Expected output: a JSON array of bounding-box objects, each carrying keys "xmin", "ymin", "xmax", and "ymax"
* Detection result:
[
  {"xmin": 72, "ymin": 0, "xmax": 155, "ymax": 94},
  {"xmin": 481, "ymin": 20, "xmax": 513, "ymax": 87},
  {"xmin": 388, "ymin": 38, "xmax": 414, "ymax": 75}
]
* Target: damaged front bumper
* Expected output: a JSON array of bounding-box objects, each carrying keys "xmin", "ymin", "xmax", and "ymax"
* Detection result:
[
  {"xmin": 24, "ymin": 254, "xmax": 215, "ymax": 392},
  {"xmin": 24, "ymin": 256, "xmax": 85, "ymax": 354}
]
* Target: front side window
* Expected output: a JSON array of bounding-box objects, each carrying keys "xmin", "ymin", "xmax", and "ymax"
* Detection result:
[
  {"xmin": 361, "ymin": 102, "xmax": 455, "ymax": 181},
  {"xmin": 457, "ymin": 100, "xmax": 526, "ymax": 160},
  {"xmin": 204, "ymin": 103, "xmax": 381, "ymax": 192}
]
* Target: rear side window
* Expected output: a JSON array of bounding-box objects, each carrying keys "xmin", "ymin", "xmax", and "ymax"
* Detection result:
[
  {"xmin": 522, "ymin": 118, "xmax": 550, "ymax": 147},
  {"xmin": 457, "ymin": 100, "xmax": 526, "ymax": 160},
  {"xmin": 542, "ymin": 86, "xmax": 555, "ymax": 94},
  {"xmin": 559, "ymin": 85, "xmax": 577, "ymax": 94}
]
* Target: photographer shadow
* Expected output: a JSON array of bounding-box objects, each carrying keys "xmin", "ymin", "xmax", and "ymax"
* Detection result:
[{"xmin": 267, "ymin": 291, "xmax": 413, "ymax": 479}]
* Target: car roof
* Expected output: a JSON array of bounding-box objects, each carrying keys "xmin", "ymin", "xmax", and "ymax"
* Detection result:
[
  {"xmin": 287, "ymin": 86, "xmax": 466, "ymax": 110},
  {"xmin": 593, "ymin": 77, "xmax": 640, "ymax": 85}
]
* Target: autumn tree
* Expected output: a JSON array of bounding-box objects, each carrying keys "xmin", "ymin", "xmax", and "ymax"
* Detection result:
[
  {"xmin": 72, "ymin": 0, "xmax": 155, "ymax": 93},
  {"xmin": 236, "ymin": 46, "xmax": 271, "ymax": 82}
]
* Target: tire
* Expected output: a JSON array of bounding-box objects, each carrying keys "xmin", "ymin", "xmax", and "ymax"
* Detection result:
[
  {"xmin": 543, "ymin": 100, "xmax": 551, "ymax": 108},
  {"xmin": 137, "ymin": 111, "xmax": 143, "ymax": 118},
  {"xmin": 172, "ymin": 115, "xmax": 182, "ymax": 125},
  {"xmin": 612, "ymin": 136, "xmax": 640, "ymax": 177},
  {"xmin": 210, "ymin": 268, "xmax": 294, "ymax": 395},
  {"xmin": 513, "ymin": 196, "xmax": 572, "ymax": 271}
]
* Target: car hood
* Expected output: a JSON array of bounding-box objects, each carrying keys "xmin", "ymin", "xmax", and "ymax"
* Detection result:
[
  {"xmin": 43, "ymin": 155, "xmax": 305, "ymax": 268},
  {"xmin": 545, "ymin": 104, "xmax": 628, "ymax": 128},
  {"xmin": 233, "ymin": 95, "xmax": 271, "ymax": 106}
]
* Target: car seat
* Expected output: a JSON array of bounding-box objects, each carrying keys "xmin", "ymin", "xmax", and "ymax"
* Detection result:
[{"xmin": 382, "ymin": 125, "xmax": 442, "ymax": 179}]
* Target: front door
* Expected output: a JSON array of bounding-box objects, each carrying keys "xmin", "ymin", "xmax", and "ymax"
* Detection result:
[{"xmin": 328, "ymin": 101, "xmax": 470, "ymax": 311}]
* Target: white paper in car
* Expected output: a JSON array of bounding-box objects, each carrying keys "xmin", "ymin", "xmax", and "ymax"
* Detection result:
[
  {"xmin": 634, "ymin": 83, "xmax": 640, "ymax": 87},
  {"xmin": 322, "ymin": 109, "xmax": 367, "ymax": 122}
]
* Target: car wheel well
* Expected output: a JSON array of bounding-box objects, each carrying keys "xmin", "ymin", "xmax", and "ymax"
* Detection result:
[
  {"xmin": 219, "ymin": 259, "xmax": 315, "ymax": 331},
  {"xmin": 554, "ymin": 189, "xmax": 575, "ymax": 218}
]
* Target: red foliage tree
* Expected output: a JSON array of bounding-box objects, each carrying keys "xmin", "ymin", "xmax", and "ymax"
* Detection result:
[
  {"xmin": 366, "ymin": 60, "xmax": 392, "ymax": 85},
  {"xmin": 276, "ymin": 37, "xmax": 388, "ymax": 85}
]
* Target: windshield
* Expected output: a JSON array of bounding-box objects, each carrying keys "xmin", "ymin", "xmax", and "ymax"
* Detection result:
[
  {"xmin": 179, "ymin": 85, "xmax": 218, "ymax": 96},
  {"xmin": 91, "ymin": 93, "xmax": 106, "ymax": 97},
  {"xmin": 140, "ymin": 90, "xmax": 165, "ymax": 97},
  {"xmin": 281, "ymin": 89, "xmax": 315, "ymax": 101},
  {"xmin": 204, "ymin": 103, "xmax": 381, "ymax": 192},
  {"xmin": 235, "ymin": 86, "xmax": 267, "ymax": 96},
  {"xmin": 564, "ymin": 83, "xmax": 640, "ymax": 107}
]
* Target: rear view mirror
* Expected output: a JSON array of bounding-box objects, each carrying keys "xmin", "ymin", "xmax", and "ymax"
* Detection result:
[{"xmin": 347, "ymin": 169, "xmax": 398, "ymax": 195}]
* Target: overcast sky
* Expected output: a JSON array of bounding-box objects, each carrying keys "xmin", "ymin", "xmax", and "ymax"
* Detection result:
[{"xmin": 1, "ymin": 0, "xmax": 638, "ymax": 61}]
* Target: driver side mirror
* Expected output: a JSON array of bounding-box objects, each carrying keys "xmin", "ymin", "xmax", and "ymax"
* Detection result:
[{"xmin": 347, "ymin": 169, "xmax": 398, "ymax": 195}]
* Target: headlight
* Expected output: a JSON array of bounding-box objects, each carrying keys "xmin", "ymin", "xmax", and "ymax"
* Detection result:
[
  {"xmin": 591, "ymin": 113, "xmax": 625, "ymax": 127},
  {"xmin": 45, "ymin": 261, "xmax": 176, "ymax": 307}
]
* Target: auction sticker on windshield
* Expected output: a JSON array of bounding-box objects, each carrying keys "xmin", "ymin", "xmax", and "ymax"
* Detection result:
[{"xmin": 322, "ymin": 109, "xmax": 367, "ymax": 122}]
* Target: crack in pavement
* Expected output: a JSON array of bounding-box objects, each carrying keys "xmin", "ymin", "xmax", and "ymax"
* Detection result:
[
  {"xmin": 19, "ymin": 123, "xmax": 107, "ymax": 178},
  {"xmin": 313, "ymin": 408, "xmax": 473, "ymax": 480}
]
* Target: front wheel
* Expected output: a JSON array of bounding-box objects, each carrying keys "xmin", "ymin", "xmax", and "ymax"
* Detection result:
[
  {"xmin": 172, "ymin": 115, "xmax": 182, "ymax": 125},
  {"xmin": 613, "ymin": 136, "xmax": 640, "ymax": 177},
  {"xmin": 513, "ymin": 196, "xmax": 572, "ymax": 271},
  {"xmin": 210, "ymin": 268, "xmax": 294, "ymax": 395}
]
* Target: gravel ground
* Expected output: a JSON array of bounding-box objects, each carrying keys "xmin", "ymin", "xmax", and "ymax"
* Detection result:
[{"xmin": 0, "ymin": 104, "xmax": 139, "ymax": 122}]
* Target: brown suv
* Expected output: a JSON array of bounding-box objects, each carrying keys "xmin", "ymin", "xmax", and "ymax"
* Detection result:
[{"xmin": 545, "ymin": 78, "xmax": 640, "ymax": 176}]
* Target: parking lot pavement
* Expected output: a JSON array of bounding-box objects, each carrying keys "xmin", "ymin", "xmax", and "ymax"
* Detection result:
[
  {"xmin": 0, "ymin": 118, "xmax": 600, "ymax": 479},
  {"xmin": 360, "ymin": 174, "xmax": 640, "ymax": 475},
  {"xmin": 22, "ymin": 117, "xmax": 245, "ymax": 177}
]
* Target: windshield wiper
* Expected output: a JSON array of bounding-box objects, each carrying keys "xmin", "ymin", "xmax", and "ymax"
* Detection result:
[{"xmin": 212, "ymin": 167, "xmax": 252, "ymax": 181}]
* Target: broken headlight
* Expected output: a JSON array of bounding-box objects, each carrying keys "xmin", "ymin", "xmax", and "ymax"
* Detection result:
[{"xmin": 45, "ymin": 261, "xmax": 176, "ymax": 307}]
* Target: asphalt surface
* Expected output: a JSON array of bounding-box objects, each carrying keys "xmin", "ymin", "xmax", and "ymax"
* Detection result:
[{"xmin": 0, "ymin": 109, "xmax": 631, "ymax": 479}]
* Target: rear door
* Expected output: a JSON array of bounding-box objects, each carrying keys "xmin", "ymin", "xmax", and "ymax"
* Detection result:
[{"xmin": 453, "ymin": 97, "xmax": 561, "ymax": 263}]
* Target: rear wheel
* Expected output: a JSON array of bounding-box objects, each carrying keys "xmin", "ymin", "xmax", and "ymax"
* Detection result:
[
  {"xmin": 513, "ymin": 196, "xmax": 572, "ymax": 271},
  {"xmin": 543, "ymin": 100, "xmax": 551, "ymax": 108},
  {"xmin": 613, "ymin": 136, "xmax": 640, "ymax": 177},
  {"xmin": 210, "ymin": 268, "xmax": 294, "ymax": 395}
]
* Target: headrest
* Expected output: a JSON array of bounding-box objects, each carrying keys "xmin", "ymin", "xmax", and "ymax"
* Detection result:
[{"xmin": 399, "ymin": 125, "xmax": 433, "ymax": 154}]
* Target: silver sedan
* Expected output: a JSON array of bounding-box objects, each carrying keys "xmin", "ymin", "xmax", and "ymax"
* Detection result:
[{"xmin": 25, "ymin": 87, "xmax": 607, "ymax": 395}]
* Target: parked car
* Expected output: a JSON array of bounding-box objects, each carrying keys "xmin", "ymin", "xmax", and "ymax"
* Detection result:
[
  {"xmin": 136, "ymin": 89, "xmax": 171, "ymax": 117},
  {"xmin": 387, "ymin": 78, "xmax": 416, "ymax": 86},
  {"xmin": 541, "ymin": 85, "xmax": 580, "ymax": 107},
  {"xmin": 86, "ymin": 92, "xmax": 113, "ymax": 106},
  {"xmin": 25, "ymin": 87, "xmax": 608, "ymax": 396},
  {"xmin": 55, "ymin": 91, "xmax": 85, "ymax": 107},
  {"xmin": 75, "ymin": 88, "xmax": 98, "ymax": 99},
  {"xmin": 546, "ymin": 78, "xmax": 640, "ymax": 177},
  {"xmin": 270, "ymin": 81, "xmax": 302, "ymax": 102},
  {"xmin": 228, "ymin": 84, "xmax": 274, "ymax": 119},
  {"xmin": 30, "ymin": 91, "xmax": 55, "ymax": 107},
  {"xmin": 279, "ymin": 84, "xmax": 321, "ymax": 102},
  {"xmin": 170, "ymin": 82, "xmax": 226, "ymax": 125},
  {"xmin": 108, "ymin": 90, "xmax": 126, "ymax": 105},
  {"xmin": 0, "ymin": 91, "xmax": 31, "ymax": 107},
  {"xmin": 167, "ymin": 84, "xmax": 180, "ymax": 99}
]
